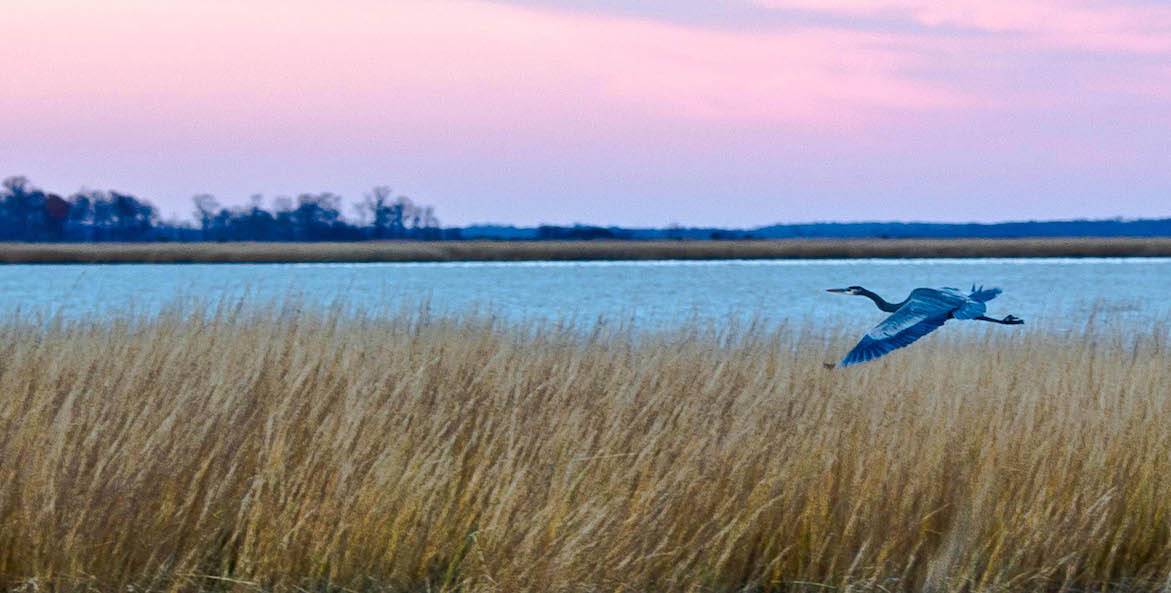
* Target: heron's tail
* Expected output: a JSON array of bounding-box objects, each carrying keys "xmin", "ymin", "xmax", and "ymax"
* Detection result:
[{"xmin": 969, "ymin": 284, "xmax": 1002, "ymax": 302}]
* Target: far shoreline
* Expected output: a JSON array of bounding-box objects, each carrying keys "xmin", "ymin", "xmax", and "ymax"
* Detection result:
[{"xmin": 1, "ymin": 237, "xmax": 1170, "ymax": 264}]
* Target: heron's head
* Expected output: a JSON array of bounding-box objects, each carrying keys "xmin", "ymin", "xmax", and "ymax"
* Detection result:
[{"xmin": 826, "ymin": 285, "xmax": 865, "ymax": 295}]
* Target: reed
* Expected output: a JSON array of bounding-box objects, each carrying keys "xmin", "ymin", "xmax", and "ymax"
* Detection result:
[
  {"xmin": 1, "ymin": 237, "xmax": 1170, "ymax": 263},
  {"xmin": 1, "ymin": 304, "xmax": 1169, "ymax": 593}
]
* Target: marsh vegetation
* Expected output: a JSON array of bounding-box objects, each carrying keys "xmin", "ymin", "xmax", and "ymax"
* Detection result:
[
  {"xmin": 1, "ymin": 237, "xmax": 1171, "ymax": 263},
  {"xmin": 1, "ymin": 305, "xmax": 1169, "ymax": 592}
]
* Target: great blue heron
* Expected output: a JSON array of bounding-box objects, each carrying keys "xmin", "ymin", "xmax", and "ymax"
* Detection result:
[{"xmin": 826, "ymin": 285, "xmax": 1024, "ymax": 367}]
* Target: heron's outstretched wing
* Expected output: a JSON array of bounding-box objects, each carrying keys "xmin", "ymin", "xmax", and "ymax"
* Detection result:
[{"xmin": 840, "ymin": 297, "xmax": 954, "ymax": 367}]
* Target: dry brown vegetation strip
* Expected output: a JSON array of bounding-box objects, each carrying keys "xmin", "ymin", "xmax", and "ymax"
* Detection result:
[
  {"xmin": 1, "ymin": 237, "xmax": 1171, "ymax": 263},
  {"xmin": 1, "ymin": 306, "xmax": 1169, "ymax": 592}
]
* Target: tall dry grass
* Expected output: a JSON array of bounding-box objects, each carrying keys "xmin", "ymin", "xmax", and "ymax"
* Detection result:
[
  {"xmin": 1, "ymin": 305, "xmax": 1169, "ymax": 593},
  {"xmin": 1, "ymin": 237, "xmax": 1170, "ymax": 263}
]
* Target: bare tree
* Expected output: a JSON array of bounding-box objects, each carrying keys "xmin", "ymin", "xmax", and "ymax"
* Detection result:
[
  {"xmin": 192, "ymin": 194, "xmax": 220, "ymax": 240},
  {"xmin": 361, "ymin": 186, "xmax": 394, "ymax": 239}
]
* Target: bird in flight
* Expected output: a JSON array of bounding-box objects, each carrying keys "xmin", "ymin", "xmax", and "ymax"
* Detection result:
[{"xmin": 826, "ymin": 285, "xmax": 1023, "ymax": 367}]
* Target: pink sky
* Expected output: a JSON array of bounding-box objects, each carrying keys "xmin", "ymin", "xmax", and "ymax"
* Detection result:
[{"xmin": 2, "ymin": 0, "xmax": 1169, "ymax": 226}]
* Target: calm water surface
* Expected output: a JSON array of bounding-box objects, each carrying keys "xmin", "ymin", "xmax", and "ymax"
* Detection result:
[{"xmin": 1, "ymin": 258, "xmax": 1169, "ymax": 332}]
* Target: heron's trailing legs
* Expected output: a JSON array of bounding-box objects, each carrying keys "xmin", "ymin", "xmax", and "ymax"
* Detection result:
[{"xmin": 976, "ymin": 314, "xmax": 1024, "ymax": 325}]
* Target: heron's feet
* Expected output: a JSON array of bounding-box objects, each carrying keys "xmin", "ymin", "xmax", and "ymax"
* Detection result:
[{"xmin": 1002, "ymin": 315, "xmax": 1024, "ymax": 325}]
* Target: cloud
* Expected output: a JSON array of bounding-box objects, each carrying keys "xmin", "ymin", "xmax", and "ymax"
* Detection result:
[
  {"xmin": 748, "ymin": 0, "xmax": 1171, "ymax": 53},
  {"xmin": 0, "ymin": 0, "xmax": 977, "ymax": 140},
  {"xmin": 554, "ymin": 20, "xmax": 974, "ymax": 129},
  {"xmin": 374, "ymin": 1, "xmax": 978, "ymax": 131}
]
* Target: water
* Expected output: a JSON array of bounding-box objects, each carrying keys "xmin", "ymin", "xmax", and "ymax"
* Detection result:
[{"xmin": 2, "ymin": 258, "xmax": 1169, "ymax": 332}]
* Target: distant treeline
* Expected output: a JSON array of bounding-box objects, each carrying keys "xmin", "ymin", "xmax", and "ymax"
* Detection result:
[
  {"xmin": 1, "ymin": 176, "xmax": 449, "ymax": 242},
  {"xmin": 4, "ymin": 175, "xmax": 1171, "ymax": 242}
]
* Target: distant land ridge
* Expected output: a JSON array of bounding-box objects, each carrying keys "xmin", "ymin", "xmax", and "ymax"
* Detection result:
[{"xmin": 464, "ymin": 218, "xmax": 1171, "ymax": 241}]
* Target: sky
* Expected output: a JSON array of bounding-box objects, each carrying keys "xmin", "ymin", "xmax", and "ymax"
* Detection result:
[{"xmin": 2, "ymin": 0, "xmax": 1169, "ymax": 227}]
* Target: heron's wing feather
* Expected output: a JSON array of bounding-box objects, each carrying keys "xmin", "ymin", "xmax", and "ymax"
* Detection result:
[
  {"xmin": 841, "ymin": 313, "xmax": 948, "ymax": 366},
  {"xmin": 907, "ymin": 287, "xmax": 968, "ymax": 312},
  {"xmin": 968, "ymin": 285, "xmax": 1002, "ymax": 303}
]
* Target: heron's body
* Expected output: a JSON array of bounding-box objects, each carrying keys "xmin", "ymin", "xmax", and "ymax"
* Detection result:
[{"xmin": 827, "ymin": 285, "xmax": 1023, "ymax": 367}]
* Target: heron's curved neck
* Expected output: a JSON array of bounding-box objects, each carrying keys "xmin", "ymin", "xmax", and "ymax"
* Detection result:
[{"xmin": 858, "ymin": 288, "xmax": 904, "ymax": 313}]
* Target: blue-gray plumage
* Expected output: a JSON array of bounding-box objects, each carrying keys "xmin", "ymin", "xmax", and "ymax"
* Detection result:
[{"xmin": 826, "ymin": 285, "xmax": 1024, "ymax": 367}]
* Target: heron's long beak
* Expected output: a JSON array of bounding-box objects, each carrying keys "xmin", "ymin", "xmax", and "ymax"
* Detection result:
[{"xmin": 826, "ymin": 288, "xmax": 849, "ymax": 293}]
